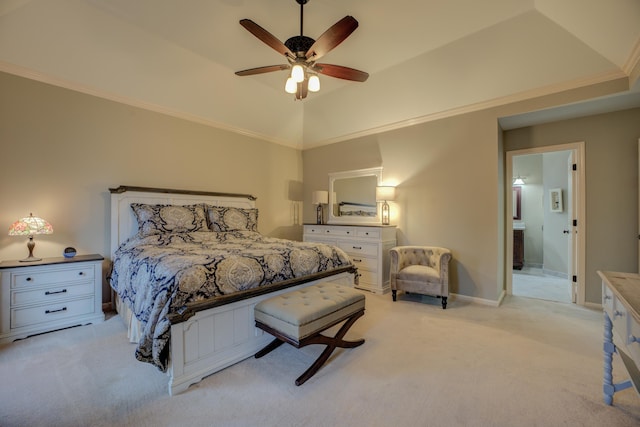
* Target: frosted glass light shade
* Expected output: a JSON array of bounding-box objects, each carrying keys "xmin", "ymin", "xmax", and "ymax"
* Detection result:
[
  {"xmin": 285, "ymin": 77, "xmax": 297, "ymax": 94},
  {"xmin": 513, "ymin": 176, "xmax": 525, "ymax": 185},
  {"xmin": 308, "ymin": 75, "xmax": 320, "ymax": 92},
  {"xmin": 375, "ymin": 186, "xmax": 396, "ymax": 202},
  {"xmin": 291, "ymin": 64, "xmax": 305, "ymax": 83}
]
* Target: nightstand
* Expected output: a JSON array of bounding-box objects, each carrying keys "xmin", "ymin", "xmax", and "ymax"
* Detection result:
[{"xmin": 0, "ymin": 254, "xmax": 104, "ymax": 343}]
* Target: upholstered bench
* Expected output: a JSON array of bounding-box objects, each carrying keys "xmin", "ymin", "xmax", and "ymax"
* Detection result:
[{"xmin": 254, "ymin": 282, "xmax": 365, "ymax": 386}]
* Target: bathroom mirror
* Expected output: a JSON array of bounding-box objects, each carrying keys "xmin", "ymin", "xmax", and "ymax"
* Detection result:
[
  {"xmin": 328, "ymin": 167, "xmax": 382, "ymax": 224},
  {"xmin": 513, "ymin": 186, "xmax": 521, "ymax": 220}
]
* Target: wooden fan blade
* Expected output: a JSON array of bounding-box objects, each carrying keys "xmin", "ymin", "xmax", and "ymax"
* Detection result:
[
  {"xmin": 305, "ymin": 16, "xmax": 358, "ymax": 61},
  {"xmin": 235, "ymin": 64, "xmax": 290, "ymax": 76},
  {"xmin": 314, "ymin": 63, "xmax": 369, "ymax": 82},
  {"xmin": 240, "ymin": 19, "xmax": 295, "ymax": 59}
]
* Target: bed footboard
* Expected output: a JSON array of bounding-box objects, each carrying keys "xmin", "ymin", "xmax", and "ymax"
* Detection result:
[{"xmin": 168, "ymin": 270, "xmax": 355, "ymax": 395}]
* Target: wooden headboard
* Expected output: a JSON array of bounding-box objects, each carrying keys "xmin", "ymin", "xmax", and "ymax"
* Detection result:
[{"xmin": 109, "ymin": 185, "xmax": 257, "ymax": 258}]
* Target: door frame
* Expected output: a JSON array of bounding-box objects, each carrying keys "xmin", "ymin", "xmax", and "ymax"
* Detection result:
[{"xmin": 505, "ymin": 141, "xmax": 586, "ymax": 305}]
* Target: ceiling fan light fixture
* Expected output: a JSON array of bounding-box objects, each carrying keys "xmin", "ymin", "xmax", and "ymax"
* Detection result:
[
  {"xmin": 308, "ymin": 75, "xmax": 320, "ymax": 92},
  {"xmin": 285, "ymin": 77, "xmax": 298, "ymax": 93},
  {"xmin": 291, "ymin": 64, "xmax": 305, "ymax": 83}
]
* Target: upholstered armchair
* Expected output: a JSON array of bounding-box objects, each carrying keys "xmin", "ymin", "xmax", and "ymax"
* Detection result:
[{"xmin": 389, "ymin": 246, "xmax": 452, "ymax": 309}]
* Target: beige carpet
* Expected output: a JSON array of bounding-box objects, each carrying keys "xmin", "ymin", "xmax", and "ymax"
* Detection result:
[{"xmin": 1, "ymin": 292, "xmax": 639, "ymax": 427}]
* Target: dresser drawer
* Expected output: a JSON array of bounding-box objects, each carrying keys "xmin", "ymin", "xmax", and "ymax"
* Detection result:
[
  {"xmin": 602, "ymin": 283, "xmax": 614, "ymax": 318},
  {"xmin": 11, "ymin": 282, "xmax": 94, "ymax": 307},
  {"xmin": 11, "ymin": 266, "xmax": 95, "ymax": 289},
  {"xmin": 337, "ymin": 241, "xmax": 378, "ymax": 257},
  {"xmin": 611, "ymin": 297, "xmax": 630, "ymax": 343},
  {"xmin": 11, "ymin": 296, "xmax": 95, "ymax": 329},
  {"xmin": 349, "ymin": 255, "xmax": 377, "ymax": 272},
  {"xmin": 356, "ymin": 229, "xmax": 380, "ymax": 239},
  {"xmin": 358, "ymin": 270, "xmax": 378, "ymax": 286}
]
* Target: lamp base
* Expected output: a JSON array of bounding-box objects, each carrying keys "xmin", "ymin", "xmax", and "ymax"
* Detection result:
[
  {"xmin": 20, "ymin": 236, "xmax": 41, "ymax": 262},
  {"xmin": 19, "ymin": 256, "xmax": 42, "ymax": 263},
  {"xmin": 316, "ymin": 205, "xmax": 324, "ymax": 225}
]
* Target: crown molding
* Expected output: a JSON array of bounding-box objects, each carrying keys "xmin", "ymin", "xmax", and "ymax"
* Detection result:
[
  {"xmin": 1, "ymin": 61, "xmax": 630, "ymax": 152},
  {"xmin": 303, "ymin": 69, "xmax": 629, "ymax": 150},
  {"xmin": 624, "ymin": 37, "xmax": 640, "ymax": 87}
]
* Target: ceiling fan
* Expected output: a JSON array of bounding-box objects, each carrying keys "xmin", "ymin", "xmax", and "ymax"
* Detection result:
[{"xmin": 235, "ymin": 0, "xmax": 369, "ymax": 100}]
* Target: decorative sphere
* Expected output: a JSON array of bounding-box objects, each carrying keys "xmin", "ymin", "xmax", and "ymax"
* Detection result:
[{"xmin": 63, "ymin": 247, "xmax": 77, "ymax": 258}]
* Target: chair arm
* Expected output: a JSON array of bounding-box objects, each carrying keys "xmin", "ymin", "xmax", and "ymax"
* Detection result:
[{"xmin": 390, "ymin": 246, "xmax": 452, "ymax": 280}]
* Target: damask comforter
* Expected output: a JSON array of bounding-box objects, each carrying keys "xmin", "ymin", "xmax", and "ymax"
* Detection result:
[{"xmin": 108, "ymin": 230, "xmax": 352, "ymax": 371}]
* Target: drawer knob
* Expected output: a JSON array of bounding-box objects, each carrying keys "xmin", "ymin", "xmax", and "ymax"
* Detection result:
[
  {"xmin": 629, "ymin": 335, "xmax": 639, "ymax": 344},
  {"xmin": 614, "ymin": 310, "xmax": 625, "ymax": 318},
  {"xmin": 45, "ymin": 289, "xmax": 68, "ymax": 296},
  {"xmin": 353, "ymin": 246, "xmax": 362, "ymax": 250},
  {"xmin": 353, "ymin": 258, "xmax": 362, "ymax": 263},
  {"xmin": 26, "ymin": 277, "xmax": 33, "ymax": 282},
  {"xmin": 78, "ymin": 272, "xmax": 85, "ymax": 276},
  {"xmin": 604, "ymin": 294, "xmax": 612, "ymax": 300},
  {"xmin": 45, "ymin": 307, "xmax": 67, "ymax": 314}
]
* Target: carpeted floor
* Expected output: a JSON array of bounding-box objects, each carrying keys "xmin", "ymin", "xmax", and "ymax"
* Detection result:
[{"xmin": 1, "ymin": 291, "xmax": 639, "ymax": 427}]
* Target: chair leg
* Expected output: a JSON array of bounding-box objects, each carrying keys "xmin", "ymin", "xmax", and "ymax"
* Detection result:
[
  {"xmin": 442, "ymin": 296, "xmax": 447, "ymax": 309},
  {"xmin": 392, "ymin": 290, "xmax": 397, "ymax": 301}
]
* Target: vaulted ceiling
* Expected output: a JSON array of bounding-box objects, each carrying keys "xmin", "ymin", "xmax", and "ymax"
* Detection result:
[{"xmin": 1, "ymin": 0, "xmax": 639, "ymax": 149}]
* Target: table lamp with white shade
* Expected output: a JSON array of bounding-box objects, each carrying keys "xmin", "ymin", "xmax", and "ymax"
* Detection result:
[
  {"xmin": 376, "ymin": 186, "xmax": 396, "ymax": 225},
  {"xmin": 312, "ymin": 190, "xmax": 329, "ymax": 224}
]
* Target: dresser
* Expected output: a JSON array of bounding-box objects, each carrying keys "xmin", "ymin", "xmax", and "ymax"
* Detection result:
[
  {"xmin": 0, "ymin": 254, "xmax": 104, "ymax": 343},
  {"xmin": 303, "ymin": 224, "xmax": 396, "ymax": 294},
  {"xmin": 598, "ymin": 270, "xmax": 640, "ymax": 405}
]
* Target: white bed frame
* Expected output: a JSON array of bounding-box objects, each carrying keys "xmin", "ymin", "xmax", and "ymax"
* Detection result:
[{"xmin": 109, "ymin": 186, "xmax": 355, "ymax": 395}]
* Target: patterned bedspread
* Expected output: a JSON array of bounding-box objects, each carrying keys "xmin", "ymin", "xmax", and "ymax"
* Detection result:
[{"xmin": 108, "ymin": 230, "xmax": 352, "ymax": 371}]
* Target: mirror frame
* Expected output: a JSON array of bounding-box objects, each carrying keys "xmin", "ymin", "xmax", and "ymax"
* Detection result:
[{"xmin": 328, "ymin": 167, "xmax": 383, "ymax": 224}]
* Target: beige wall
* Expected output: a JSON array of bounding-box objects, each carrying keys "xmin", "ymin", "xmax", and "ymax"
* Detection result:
[
  {"xmin": 0, "ymin": 72, "xmax": 303, "ymax": 302},
  {"xmin": 2, "ymin": 69, "xmax": 638, "ymax": 307},
  {"xmin": 504, "ymin": 108, "xmax": 640, "ymax": 303},
  {"xmin": 303, "ymin": 110, "xmax": 503, "ymax": 302},
  {"xmin": 303, "ymin": 101, "xmax": 640, "ymax": 305}
]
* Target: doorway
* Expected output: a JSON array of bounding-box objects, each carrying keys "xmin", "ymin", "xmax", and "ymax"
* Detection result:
[{"xmin": 506, "ymin": 142, "xmax": 585, "ymax": 305}]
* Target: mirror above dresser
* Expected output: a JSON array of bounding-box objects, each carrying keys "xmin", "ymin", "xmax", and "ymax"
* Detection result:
[{"xmin": 328, "ymin": 167, "xmax": 382, "ymax": 224}]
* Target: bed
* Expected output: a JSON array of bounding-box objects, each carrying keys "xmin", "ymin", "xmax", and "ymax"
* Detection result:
[{"xmin": 108, "ymin": 186, "xmax": 357, "ymax": 395}]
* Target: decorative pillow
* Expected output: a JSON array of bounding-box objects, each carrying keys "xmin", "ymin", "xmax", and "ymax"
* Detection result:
[
  {"xmin": 207, "ymin": 206, "xmax": 258, "ymax": 232},
  {"xmin": 131, "ymin": 203, "xmax": 208, "ymax": 236}
]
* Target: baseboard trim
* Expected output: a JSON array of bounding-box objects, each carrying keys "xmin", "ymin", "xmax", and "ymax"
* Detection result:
[
  {"xmin": 450, "ymin": 292, "xmax": 502, "ymax": 307},
  {"xmin": 584, "ymin": 301, "xmax": 602, "ymax": 311}
]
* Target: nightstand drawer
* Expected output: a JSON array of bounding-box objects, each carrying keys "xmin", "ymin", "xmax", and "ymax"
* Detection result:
[
  {"xmin": 11, "ymin": 282, "xmax": 94, "ymax": 306},
  {"xmin": 11, "ymin": 296, "xmax": 95, "ymax": 329},
  {"xmin": 12, "ymin": 267, "xmax": 95, "ymax": 289}
]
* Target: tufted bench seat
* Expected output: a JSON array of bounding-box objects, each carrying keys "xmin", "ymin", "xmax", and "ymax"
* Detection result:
[{"xmin": 254, "ymin": 282, "xmax": 365, "ymax": 386}]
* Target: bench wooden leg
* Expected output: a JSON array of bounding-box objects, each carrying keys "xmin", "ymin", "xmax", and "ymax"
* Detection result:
[
  {"xmin": 295, "ymin": 310, "xmax": 365, "ymax": 386},
  {"xmin": 255, "ymin": 337, "xmax": 285, "ymax": 359},
  {"xmin": 254, "ymin": 309, "xmax": 365, "ymax": 386}
]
